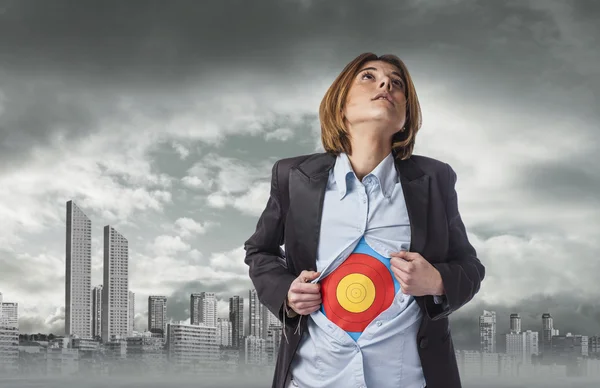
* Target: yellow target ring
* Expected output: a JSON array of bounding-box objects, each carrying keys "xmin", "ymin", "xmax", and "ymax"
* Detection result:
[{"xmin": 336, "ymin": 273, "xmax": 376, "ymax": 313}]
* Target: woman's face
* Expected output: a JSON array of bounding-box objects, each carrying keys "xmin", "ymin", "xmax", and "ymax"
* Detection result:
[{"xmin": 342, "ymin": 60, "xmax": 407, "ymax": 138}]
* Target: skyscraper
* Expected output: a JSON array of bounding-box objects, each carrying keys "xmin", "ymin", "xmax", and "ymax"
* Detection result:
[
  {"xmin": 248, "ymin": 289, "xmax": 276, "ymax": 340},
  {"xmin": 479, "ymin": 310, "xmax": 496, "ymax": 353},
  {"xmin": 0, "ymin": 292, "xmax": 19, "ymax": 373},
  {"xmin": 148, "ymin": 296, "xmax": 167, "ymax": 337},
  {"xmin": 190, "ymin": 292, "xmax": 217, "ymax": 327},
  {"xmin": 509, "ymin": 313, "xmax": 521, "ymax": 334},
  {"xmin": 217, "ymin": 318, "xmax": 232, "ymax": 347},
  {"xmin": 91, "ymin": 285, "xmax": 102, "ymax": 339},
  {"xmin": 0, "ymin": 293, "xmax": 18, "ymax": 327},
  {"xmin": 65, "ymin": 200, "xmax": 92, "ymax": 339},
  {"xmin": 248, "ymin": 289, "xmax": 263, "ymax": 338},
  {"xmin": 128, "ymin": 291, "xmax": 135, "ymax": 336},
  {"xmin": 229, "ymin": 295, "xmax": 244, "ymax": 349},
  {"xmin": 542, "ymin": 313, "xmax": 553, "ymax": 353},
  {"xmin": 102, "ymin": 225, "xmax": 129, "ymax": 342},
  {"xmin": 506, "ymin": 330, "xmax": 539, "ymax": 365}
]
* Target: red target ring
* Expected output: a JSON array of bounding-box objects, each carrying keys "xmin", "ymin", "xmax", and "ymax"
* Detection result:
[{"xmin": 321, "ymin": 253, "xmax": 395, "ymax": 332}]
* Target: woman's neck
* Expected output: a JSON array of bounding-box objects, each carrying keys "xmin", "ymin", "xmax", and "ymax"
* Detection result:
[{"xmin": 346, "ymin": 138, "xmax": 392, "ymax": 181}]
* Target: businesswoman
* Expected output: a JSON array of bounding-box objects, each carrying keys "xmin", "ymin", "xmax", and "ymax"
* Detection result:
[{"xmin": 244, "ymin": 52, "xmax": 485, "ymax": 388}]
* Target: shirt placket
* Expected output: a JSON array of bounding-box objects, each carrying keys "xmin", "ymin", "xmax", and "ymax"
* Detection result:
[{"xmin": 358, "ymin": 178, "xmax": 371, "ymax": 235}]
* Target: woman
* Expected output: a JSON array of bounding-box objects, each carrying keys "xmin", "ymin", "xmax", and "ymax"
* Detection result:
[{"xmin": 244, "ymin": 52, "xmax": 485, "ymax": 388}]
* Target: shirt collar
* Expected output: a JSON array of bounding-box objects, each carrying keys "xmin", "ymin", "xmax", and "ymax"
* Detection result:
[{"xmin": 333, "ymin": 152, "xmax": 398, "ymax": 200}]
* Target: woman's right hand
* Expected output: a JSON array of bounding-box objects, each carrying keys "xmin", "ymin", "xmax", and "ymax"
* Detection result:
[{"xmin": 287, "ymin": 270, "xmax": 322, "ymax": 315}]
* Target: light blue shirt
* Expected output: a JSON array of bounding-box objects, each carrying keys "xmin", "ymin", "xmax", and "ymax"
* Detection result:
[{"xmin": 288, "ymin": 151, "xmax": 441, "ymax": 388}]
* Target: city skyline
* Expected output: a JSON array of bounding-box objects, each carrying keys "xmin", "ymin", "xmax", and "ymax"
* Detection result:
[
  {"xmin": 5, "ymin": 287, "xmax": 600, "ymax": 382},
  {"xmin": 3, "ymin": 197, "xmax": 599, "ymax": 351},
  {"xmin": 1, "ymin": 0, "xmax": 599, "ymax": 356}
]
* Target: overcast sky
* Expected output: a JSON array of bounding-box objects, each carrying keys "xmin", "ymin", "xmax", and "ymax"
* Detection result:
[{"xmin": 0, "ymin": 0, "xmax": 598, "ymax": 351}]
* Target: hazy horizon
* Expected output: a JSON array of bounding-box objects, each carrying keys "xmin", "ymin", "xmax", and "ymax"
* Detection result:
[{"xmin": 2, "ymin": 373, "xmax": 600, "ymax": 388}]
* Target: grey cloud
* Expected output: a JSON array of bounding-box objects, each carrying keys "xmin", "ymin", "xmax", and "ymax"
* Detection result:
[
  {"xmin": 516, "ymin": 156, "xmax": 600, "ymax": 206},
  {"xmin": 18, "ymin": 308, "xmax": 65, "ymax": 335},
  {"xmin": 0, "ymin": 76, "xmax": 130, "ymax": 172},
  {"xmin": 0, "ymin": 252, "xmax": 62, "ymax": 294},
  {"xmin": 0, "ymin": 0, "xmax": 596, "ymax": 88},
  {"xmin": 1, "ymin": 0, "xmax": 598, "ymax": 166}
]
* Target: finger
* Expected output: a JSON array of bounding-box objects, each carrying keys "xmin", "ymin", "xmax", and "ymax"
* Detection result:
[
  {"xmin": 298, "ymin": 270, "xmax": 321, "ymax": 281},
  {"xmin": 292, "ymin": 292, "xmax": 322, "ymax": 302},
  {"xmin": 391, "ymin": 266, "xmax": 414, "ymax": 288},
  {"xmin": 400, "ymin": 252, "xmax": 421, "ymax": 261},
  {"xmin": 390, "ymin": 265, "xmax": 404, "ymax": 282},
  {"xmin": 390, "ymin": 257, "xmax": 413, "ymax": 273},
  {"xmin": 288, "ymin": 293, "xmax": 322, "ymax": 304},
  {"xmin": 391, "ymin": 251, "xmax": 420, "ymax": 261},
  {"xmin": 291, "ymin": 283, "xmax": 321, "ymax": 294},
  {"xmin": 292, "ymin": 299, "xmax": 322, "ymax": 310},
  {"xmin": 295, "ymin": 302, "xmax": 322, "ymax": 315}
]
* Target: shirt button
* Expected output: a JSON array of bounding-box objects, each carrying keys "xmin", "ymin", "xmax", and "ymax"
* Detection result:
[{"xmin": 376, "ymin": 321, "xmax": 382, "ymax": 327}]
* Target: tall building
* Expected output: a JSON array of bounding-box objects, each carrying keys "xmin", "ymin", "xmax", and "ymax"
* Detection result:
[
  {"xmin": 479, "ymin": 310, "xmax": 496, "ymax": 353},
  {"xmin": 191, "ymin": 292, "xmax": 217, "ymax": 327},
  {"xmin": 128, "ymin": 291, "xmax": 135, "ymax": 336},
  {"xmin": 217, "ymin": 318, "xmax": 232, "ymax": 347},
  {"xmin": 102, "ymin": 225, "xmax": 129, "ymax": 342},
  {"xmin": 65, "ymin": 200, "xmax": 92, "ymax": 339},
  {"xmin": 91, "ymin": 285, "xmax": 102, "ymax": 339},
  {"xmin": 542, "ymin": 313, "xmax": 554, "ymax": 353},
  {"xmin": 0, "ymin": 292, "xmax": 19, "ymax": 373},
  {"xmin": 245, "ymin": 335, "xmax": 267, "ymax": 366},
  {"xmin": 248, "ymin": 289, "xmax": 263, "ymax": 338},
  {"xmin": 509, "ymin": 313, "xmax": 521, "ymax": 334},
  {"xmin": 148, "ymin": 296, "xmax": 167, "ymax": 337},
  {"xmin": 248, "ymin": 289, "xmax": 280, "ymax": 340},
  {"xmin": 506, "ymin": 330, "xmax": 538, "ymax": 365},
  {"xmin": 266, "ymin": 322, "xmax": 282, "ymax": 365},
  {"xmin": 0, "ymin": 293, "xmax": 18, "ymax": 327},
  {"xmin": 229, "ymin": 296, "xmax": 244, "ymax": 349},
  {"xmin": 524, "ymin": 330, "xmax": 539, "ymax": 361}
]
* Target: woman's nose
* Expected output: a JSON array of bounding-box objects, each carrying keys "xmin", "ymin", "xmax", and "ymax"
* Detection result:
[{"xmin": 379, "ymin": 79, "xmax": 392, "ymax": 90}]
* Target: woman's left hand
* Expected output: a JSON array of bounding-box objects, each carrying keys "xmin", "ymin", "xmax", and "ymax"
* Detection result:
[{"xmin": 390, "ymin": 251, "xmax": 445, "ymax": 297}]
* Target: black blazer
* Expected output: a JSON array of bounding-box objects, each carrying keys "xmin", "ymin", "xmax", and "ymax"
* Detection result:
[{"xmin": 244, "ymin": 151, "xmax": 485, "ymax": 388}]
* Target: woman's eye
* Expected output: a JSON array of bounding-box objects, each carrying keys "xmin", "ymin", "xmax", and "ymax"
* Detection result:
[{"xmin": 362, "ymin": 72, "xmax": 403, "ymax": 87}]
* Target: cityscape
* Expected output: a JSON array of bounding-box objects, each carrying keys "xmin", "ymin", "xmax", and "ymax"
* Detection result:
[{"xmin": 1, "ymin": 200, "xmax": 600, "ymax": 384}]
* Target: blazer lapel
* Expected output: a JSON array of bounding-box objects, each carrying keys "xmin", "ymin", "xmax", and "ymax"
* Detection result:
[
  {"xmin": 287, "ymin": 153, "xmax": 429, "ymax": 270},
  {"xmin": 394, "ymin": 156, "xmax": 430, "ymax": 255},
  {"xmin": 288, "ymin": 153, "xmax": 336, "ymax": 271}
]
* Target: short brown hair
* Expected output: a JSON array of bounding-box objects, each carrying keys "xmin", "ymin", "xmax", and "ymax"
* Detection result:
[{"xmin": 319, "ymin": 52, "xmax": 422, "ymax": 160}]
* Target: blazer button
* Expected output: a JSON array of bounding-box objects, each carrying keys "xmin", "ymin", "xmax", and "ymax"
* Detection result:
[{"xmin": 419, "ymin": 337, "xmax": 428, "ymax": 349}]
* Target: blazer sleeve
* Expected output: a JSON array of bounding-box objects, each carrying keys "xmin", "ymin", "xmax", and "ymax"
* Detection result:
[
  {"xmin": 424, "ymin": 163, "xmax": 486, "ymax": 320},
  {"xmin": 244, "ymin": 160, "xmax": 298, "ymax": 328}
]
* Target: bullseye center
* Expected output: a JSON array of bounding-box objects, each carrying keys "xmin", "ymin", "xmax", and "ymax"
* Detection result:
[
  {"xmin": 336, "ymin": 273, "xmax": 376, "ymax": 313},
  {"xmin": 347, "ymin": 283, "xmax": 366, "ymax": 303}
]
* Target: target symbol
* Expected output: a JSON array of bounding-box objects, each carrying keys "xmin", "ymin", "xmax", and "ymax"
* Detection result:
[{"xmin": 321, "ymin": 252, "xmax": 395, "ymax": 333}]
